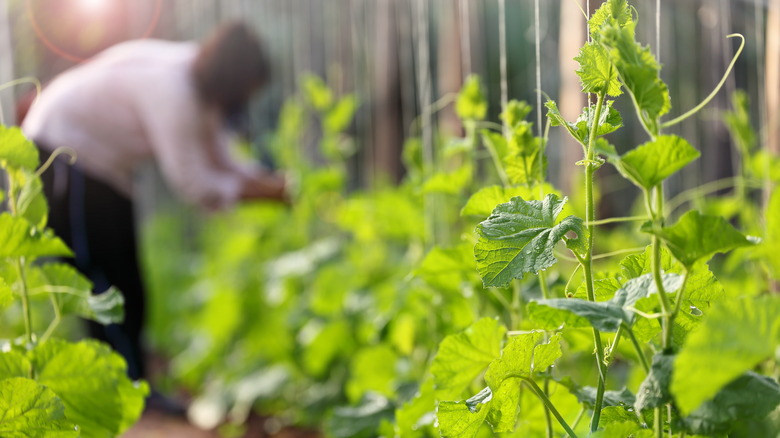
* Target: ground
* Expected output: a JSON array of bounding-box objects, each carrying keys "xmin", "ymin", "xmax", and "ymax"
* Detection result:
[{"xmin": 123, "ymin": 411, "xmax": 321, "ymax": 438}]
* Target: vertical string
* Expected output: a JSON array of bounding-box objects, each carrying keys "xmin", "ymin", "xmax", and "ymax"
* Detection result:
[
  {"xmin": 459, "ymin": 0, "xmax": 472, "ymax": 77},
  {"xmin": 498, "ymin": 0, "xmax": 508, "ymax": 135},
  {"xmin": 415, "ymin": 0, "xmax": 435, "ymax": 246},
  {"xmin": 656, "ymin": 0, "xmax": 661, "ymax": 62},
  {"xmin": 535, "ymin": 0, "xmax": 542, "ymax": 138}
]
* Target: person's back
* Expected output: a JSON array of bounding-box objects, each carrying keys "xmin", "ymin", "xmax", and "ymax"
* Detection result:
[
  {"xmin": 23, "ymin": 39, "xmax": 201, "ymax": 197},
  {"xmin": 21, "ymin": 23, "xmax": 285, "ymax": 409}
]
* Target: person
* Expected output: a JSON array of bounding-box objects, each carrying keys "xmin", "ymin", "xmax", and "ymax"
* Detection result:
[{"xmin": 21, "ymin": 22, "xmax": 286, "ymax": 397}]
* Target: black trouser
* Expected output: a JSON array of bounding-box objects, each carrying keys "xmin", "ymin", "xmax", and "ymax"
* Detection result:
[{"xmin": 39, "ymin": 147, "xmax": 146, "ymax": 380}]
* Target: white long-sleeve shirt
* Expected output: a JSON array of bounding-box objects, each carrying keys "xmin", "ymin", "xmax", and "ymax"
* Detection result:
[{"xmin": 22, "ymin": 39, "xmax": 254, "ymax": 210}]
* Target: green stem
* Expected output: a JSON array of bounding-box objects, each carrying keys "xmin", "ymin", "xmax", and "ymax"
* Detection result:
[
  {"xmin": 592, "ymin": 247, "xmax": 647, "ymax": 261},
  {"xmin": 665, "ymin": 176, "xmax": 761, "ymax": 215},
  {"xmin": 16, "ymin": 259, "xmax": 33, "ymax": 345},
  {"xmin": 606, "ymin": 325, "xmax": 623, "ymax": 364},
  {"xmin": 661, "ymin": 34, "xmax": 745, "ymax": 129},
  {"xmin": 672, "ymin": 269, "xmax": 690, "ymax": 318},
  {"xmin": 523, "ymin": 378, "xmax": 579, "ymax": 438},
  {"xmin": 482, "ymin": 130, "xmax": 511, "ymax": 187},
  {"xmin": 584, "ymin": 92, "xmax": 608, "ymax": 433},
  {"xmin": 543, "ymin": 378, "xmax": 554, "ymax": 438},
  {"xmin": 40, "ymin": 294, "xmax": 62, "ymax": 343},
  {"xmin": 654, "ymin": 407, "xmax": 664, "ymax": 438},
  {"xmin": 624, "ymin": 324, "xmax": 651, "ymax": 374},
  {"xmin": 539, "ymin": 271, "xmax": 551, "ymax": 300},
  {"xmin": 586, "ymin": 216, "xmax": 648, "ymax": 226}
]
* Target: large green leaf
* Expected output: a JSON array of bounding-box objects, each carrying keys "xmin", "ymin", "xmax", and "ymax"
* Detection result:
[
  {"xmin": 641, "ymin": 210, "xmax": 753, "ymax": 268},
  {"xmin": 462, "ymin": 185, "xmax": 554, "ymax": 218},
  {"xmin": 0, "ymin": 214, "xmax": 71, "ymax": 258},
  {"xmin": 672, "ymin": 296, "xmax": 780, "ymax": 415},
  {"xmin": 30, "ymin": 339, "xmax": 148, "ymax": 438},
  {"xmin": 0, "ymin": 126, "xmax": 40, "ymax": 171},
  {"xmin": 634, "ymin": 353, "xmax": 674, "ymax": 412},
  {"xmin": 613, "ymin": 135, "xmax": 700, "ymax": 190},
  {"xmin": 456, "ymin": 75, "xmax": 488, "ymax": 121},
  {"xmin": 475, "ymin": 194, "xmax": 584, "ymax": 287},
  {"xmin": 437, "ymin": 387, "xmax": 491, "ymax": 438},
  {"xmin": 431, "ymin": 318, "xmax": 505, "ymax": 399},
  {"xmin": 684, "ymin": 372, "xmax": 780, "ymax": 436},
  {"xmin": 575, "ymin": 42, "xmax": 622, "ymax": 96},
  {"xmin": 0, "ymin": 377, "xmax": 79, "ymax": 437},
  {"xmin": 0, "ymin": 351, "xmax": 31, "ymax": 379}
]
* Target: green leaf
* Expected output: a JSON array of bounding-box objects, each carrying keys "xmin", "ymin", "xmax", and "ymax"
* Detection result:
[
  {"xmin": 0, "ymin": 214, "xmax": 72, "ymax": 258},
  {"xmin": 302, "ymin": 320, "xmax": 351, "ymax": 378},
  {"xmin": 431, "ymin": 318, "xmax": 505, "ymax": 399},
  {"xmin": 328, "ymin": 393, "xmax": 394, "ymax": 438},
  {"xmin": 9, "ymin": 168, "xmax": 48, "ymax": 229},
  {"xmin": 613, "ymin": 135, "xmax": 700, "ymax": 190},
  {"xmin": 504, "ymin": 150, "xmax": 547, "ymax": 187},
  {"xmin": 588, "ymin": 0, "xmax": 632, "ymax": 38},
  {"xmin": 634, "ymin": 353, "xmax": 674, "ymax": 412},
  {"xmin": 324, "ymin": 95, "xmax": 358, "ymax": 133},
  {"xmin": 30, "ymin": 339, "xmax": 148, "ymax": 437},
  {"xmin": 346, "ymin": 345, "xmax": 398, "ymax": 403},
  {"xmin": 575, "ymin": 42, "xmax": 622, "ymax": 96},
  {"xmin": 301, "ymin": 74, "xmax": 333, "ymax": 111},
  {"xmin": 414, "ymin": 244, "xmax": 475, "ymax": 293},
  {"xmin": 0, "ymin": 377, "xmax": 79, "ymax": 437},
  {"xmin": 500, "ymin": 100, "xmax": 532, "ymax": 128},
  {"xmin": 723, "ymin": 91, "xmax": 756, "ymax": 154},
  {"xmin": 422, "ymin": 164, "xmax": 472, "ymax": 195},
  {"xmin": 534, "ymin": 273, "xmax": 682, "ymax": 332},
  {"xmin": 641, "ymin": 210, "xmax": 753, "ymax": 268},
  {"xmin": 484, "ymin": 332, "xmax": 561, "ymax": 388},
  {"xmin": 395, "ymin": 379, "xmax": 435, "ymax": 437},
  {"xmin": 0, "ymin": 126, "xmax": 40, "ymax": 171},
  {"xmin": 561, "ymin": 381, "xmax": 636, "ymax": 409},
  {"xmin": 0, "ymin": 351, "xmax": 31, "ymax": 379},
  {"xmin": 762, "ymin": 190, "xmax": 780, "ymax": 278},
  {"xmin": 462, "ymin": 186, "xmax": 545, "ymax": 218},
  {"xmin": 484, "ymin": 381, "xmax": 521, "ymax": 433},
  {"xmin": 456, "ymin": 75, "xmax": 488, "ymax": 121},
  {"xmin": 597, "ymin": 19, "xmax": 670, "ymax": 134},
  {"xmin": 684, "ymin": 372, "xmax": 780, "ymax": 436},
  {"xmin": 481, "ymin": 130, "xmax": 509, "ymax": 163},
  {"xmin": 475, "ymin": 194, "xmax": 584, "ymax": 287},
  {"xmin": 591, "ymin": 421, "xmax": 652, "ymax": 438},
  {"xmin": 437, "ymin": 387, "xmax": 491, "ymax": 438},
  {"xmin": 27, "ymin": 263, "xmax": 124, "ymax": 325},
  {"xmin": 545, "ymin": 100, "xmax": 622, "ymax": 145},
  {"xmin": 0, "ymin": 278, "xmax": 13, "ymax": 310},
  {"xmin": 672, "ymin": 296, "xmax": 780, "ymax": 415}
]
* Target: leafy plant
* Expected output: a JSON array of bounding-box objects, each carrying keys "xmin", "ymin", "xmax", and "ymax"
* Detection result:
[{"xmin": 0, "ymin": 126, "xmax": 147, "ymax": 437}]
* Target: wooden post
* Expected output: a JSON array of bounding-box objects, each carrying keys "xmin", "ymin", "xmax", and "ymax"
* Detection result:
[{"xmin": 0, "ymin": 0, "xmax": 16, "ymax": 126}]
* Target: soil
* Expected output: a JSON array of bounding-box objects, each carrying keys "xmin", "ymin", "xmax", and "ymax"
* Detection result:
[{"xmin": 122, "ymin": 411, "xmax": 321, "ymax": 438}]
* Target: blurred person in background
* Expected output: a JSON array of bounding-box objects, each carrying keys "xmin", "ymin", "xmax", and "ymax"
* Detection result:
[{"xmin": 20, "ymin": 21, "xmax": 286, "ymax": 412}]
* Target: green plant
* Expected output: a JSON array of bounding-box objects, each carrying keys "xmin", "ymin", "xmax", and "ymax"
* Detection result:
[
  {"xmin": 0, "ymin": 126, "xmax": 147, "ymax": 437},
  {"xmin": 427, "ymin": 1, "xmax": 780, "ymax": 437}
]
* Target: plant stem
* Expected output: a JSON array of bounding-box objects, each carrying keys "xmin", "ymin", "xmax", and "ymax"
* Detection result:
[
  {"xmin": 584, "ymin": 91, "xmax": 608, "ymax": 432},
  {"xmin": 523, "ymin": 378, "xmax": 579, "ymax": 438},
  {"xmin": 16, "ymin": 259, "xmax": 33, "ymax": 345},
  {"xmin": 586, "ymin": 216, "xmax": 648, "ymax": 226},
  {"xmin": 40, "ymin": 294, "xmax": 62, "ymax": 343},
  {"xmin": 539, "ymin": 271, "xmax": 551, "ymax": 299},
  {"xmin": 624, "ymin": 324, "xmax": 651, "ymax": 374},
  {"xmin": 571, "ymin": 405, "xmax": 586, "ymax": 431},
  {"xmin": 654, "ymin": 407, "xmax": 664, "ymax": 438},
  {"xmin": 543, "ymin": 378, "xmax": 554, "ymax": 438}
]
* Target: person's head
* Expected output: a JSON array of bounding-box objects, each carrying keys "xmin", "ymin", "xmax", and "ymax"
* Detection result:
[{"xmin": 192, "ymin": 22, "xmax": 270, "ymax": 118}]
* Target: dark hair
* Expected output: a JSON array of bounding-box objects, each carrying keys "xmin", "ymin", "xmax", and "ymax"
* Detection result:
[{"xmin": 192, "ymin": 22, "xmax": 270, "ymax": 116}]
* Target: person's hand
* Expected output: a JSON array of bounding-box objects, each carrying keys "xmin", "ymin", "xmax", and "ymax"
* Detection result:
[{"xmin": 239, "ymin": 171, "xmax": 289, "ymax": 203}]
